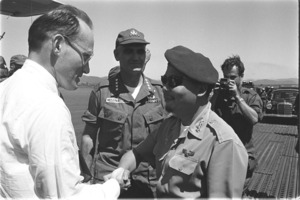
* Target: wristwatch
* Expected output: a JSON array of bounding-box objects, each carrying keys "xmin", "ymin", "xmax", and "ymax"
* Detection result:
[{"xmin": 236, "ymin": 97, "xmax": 245, "ymax": 103}]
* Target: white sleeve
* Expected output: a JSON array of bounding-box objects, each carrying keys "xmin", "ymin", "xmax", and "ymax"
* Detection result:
[
  {"xmin": 70, "ymin": 179, "xmax": 120, "ymax": 200},
  {"xmin": 27, "ymin": 99, "xmax": 120, "ymax": 199}
]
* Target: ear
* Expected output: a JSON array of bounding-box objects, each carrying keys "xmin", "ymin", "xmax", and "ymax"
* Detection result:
[
  {"xmin": 52, "ymin": 34, "xmax": 64, "ymax": 55},
  {"xmin": 114, "ymin": 49, "xmax": 120, "ymax": 61}
]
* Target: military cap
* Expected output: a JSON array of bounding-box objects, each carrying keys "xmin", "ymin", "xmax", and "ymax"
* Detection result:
[
  {"xmin": 115, "ymin": 28, "xmax": 149, "ymax": 48},
  {"xmin": 10, "ymin": 54, "xmax": 27, "ymax": 66},
  {"xmin": 164, "ymin": 45, "xmax": 218, "ymax": 84}
]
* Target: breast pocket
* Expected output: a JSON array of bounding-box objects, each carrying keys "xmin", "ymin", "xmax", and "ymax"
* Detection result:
[
  {"xmin": 98, "ymin": 104, "xmax": 127, "ymax": 148},
  {"xmin": 143, "ymin": 105, "xmax": 165, "ymax": 133},
  {"xmin": 168, "ymin": 155, "xmax": 198, "ymax": 176}
]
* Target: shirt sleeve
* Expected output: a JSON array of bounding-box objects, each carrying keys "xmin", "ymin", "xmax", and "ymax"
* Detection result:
[
  {"xmin": 81, "ymin": 90, "xmax": 100, "ymax": 125},
  {"xmin": 134, "ymin": 129, "xmax": 158, "ymax": 168},
  {"xmin": 207, "ymin": 140, "xmax": 248, "ymax": 198},
  {"xmin": 27, "ymin": 99, "xmax": 119, "ymax": 199},
  {"xmin": 247, "ymin": 92, "xmax": 264, "ymax": 121},
  {"xmin": 81, "ymin": 90, "xmax": 101, "ymax": 139}
]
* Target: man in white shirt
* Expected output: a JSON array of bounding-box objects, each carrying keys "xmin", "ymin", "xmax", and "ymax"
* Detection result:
[{"xmin": 0, "ymin": 5, "xmax": 120, "ymax": 199}]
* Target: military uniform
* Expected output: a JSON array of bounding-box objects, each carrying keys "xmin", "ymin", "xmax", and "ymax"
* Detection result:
[
  {"xmin": 82, "ymin": 69, "xmax": 166, "ymax": 198},
  {"xmin": 134, "ymin": 103, "xmax": 248, "ymax": 198}
]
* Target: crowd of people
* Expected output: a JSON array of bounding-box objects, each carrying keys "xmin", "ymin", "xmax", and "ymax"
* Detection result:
[
  {"xmin": 0, "ymin": 55, "xmax": 27, "ymax": 83},
  {"xmin": 1, "ymin": 4, "xmax": 297, "ymax": 200}
]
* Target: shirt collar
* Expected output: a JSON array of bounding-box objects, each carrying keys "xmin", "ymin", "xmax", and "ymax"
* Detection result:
[
  {"xmin": 179, "ymin": 102, "xmax": 212, "ymax": 140},
  {"xmin": 23, "ymin": 59, "xmax": 59, "ymax": 96},
  {"xmin": 109, "ymin": 72, "xmax": 156, "ymax": 98}
]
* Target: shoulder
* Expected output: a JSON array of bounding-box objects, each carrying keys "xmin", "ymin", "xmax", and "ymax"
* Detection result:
[
  {"xmin": 208, "ymin": 111, "xmax": 244, "ymax": 146},
  {"xmin": 160, "ymin": 114, "xmax": 178, "ymax": 127},
  {"xmin": 146, "ymin": 77, "xmax": 163, "ymax": 87},
  {"xmin": 94, "ymin": 76, "xmax": 109, "ymax": 92},
  {"xmin": 242, "ymin": 87, "xmax": 259, "ymax": 96}
]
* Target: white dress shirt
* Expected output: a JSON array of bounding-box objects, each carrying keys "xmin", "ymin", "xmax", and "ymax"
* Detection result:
[{"xmin": 0, "ymin": 59, "xmax": 120, "ymax": 199}]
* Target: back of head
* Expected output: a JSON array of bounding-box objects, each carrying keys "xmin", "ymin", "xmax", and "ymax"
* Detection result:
[
  {"xmin": 10, "ymin": 54, "xmax": 27, "ymax": 67},
  {"xmin": 8, "ymin": 54, "xmax": 27, "ymax": 76},
  {"xmin": 221, "ymin": 55, "xmax": 245, "ymax": 76},
  {"xmin": 28, "ymin": 5, "xmax": 93, "ymax": 52}
]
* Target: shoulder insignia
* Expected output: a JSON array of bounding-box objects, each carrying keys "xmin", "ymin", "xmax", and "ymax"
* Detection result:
[{"xmin": 148, "ymin": 78, "xmax": 163, "ymax": 87}]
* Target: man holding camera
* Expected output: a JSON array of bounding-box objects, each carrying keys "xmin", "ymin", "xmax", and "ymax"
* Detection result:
[{"xmin": 211, "ymin": 55, "xmax": 263, "ymax": 180}]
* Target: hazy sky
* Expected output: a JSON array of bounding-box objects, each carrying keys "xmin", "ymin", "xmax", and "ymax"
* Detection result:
[{"xmin": 0, "ymin": 0, "xmax": 298, "ymax": 81}]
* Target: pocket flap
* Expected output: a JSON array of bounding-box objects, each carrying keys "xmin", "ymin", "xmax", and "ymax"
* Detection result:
[
  {"xmin": 143, "ymin": 106, "xmax": 165, "ymax": 124},
  {"xmin": 169, "ymin": 155, "xmax": 198, "ymax": 175},
  {"xmin": 98, "ymin": 105, "xmax": 127, "ymax": 124}
]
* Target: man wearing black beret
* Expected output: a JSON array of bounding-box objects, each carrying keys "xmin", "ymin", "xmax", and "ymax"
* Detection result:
[{"xmin": 105, "ymin": 45, "xmax": 249, "ymax": 198}]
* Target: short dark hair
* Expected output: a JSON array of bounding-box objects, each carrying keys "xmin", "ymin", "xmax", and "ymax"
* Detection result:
[
  {"xmin": 221, "ymin": 55, "xmax": 245, "ymax": 76},
  {"xmin": 28, "ymin": 5, "xmax": 93, "ymax": 52}
]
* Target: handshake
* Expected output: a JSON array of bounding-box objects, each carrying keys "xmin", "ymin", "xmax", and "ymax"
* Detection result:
[{"xmin": 104, "ymin": 168, "xmax": 132, "ymax": 191}]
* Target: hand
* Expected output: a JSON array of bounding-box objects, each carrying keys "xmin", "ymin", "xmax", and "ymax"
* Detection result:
[
  {"xmin": 228, "ymin": 79, "xmax": 238, "ymax": 97},
  {"xmin": 104, "ymin": 168, "xmax": 131, "ymax": 190}
]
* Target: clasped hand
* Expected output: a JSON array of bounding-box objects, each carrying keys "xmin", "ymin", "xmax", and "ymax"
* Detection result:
[{"xmin": 104, "ymin": 168, "xmax": 131, "ymax": 190}]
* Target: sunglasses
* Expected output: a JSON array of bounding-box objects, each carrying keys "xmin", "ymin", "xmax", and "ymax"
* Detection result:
[
  {"xmin": 62, "ymin": 35, "xmax": 93, "ymax": 66},
  {"xmin": 161, "ymin": 74, "xmax": 183, "ymax": 88}
]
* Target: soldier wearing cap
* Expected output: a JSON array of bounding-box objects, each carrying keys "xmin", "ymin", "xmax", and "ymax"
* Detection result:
[
  {"xmin": 106, "ymin": 45, "xmax": 248, "ymax": 198},
  {"xmin": 81, "ymin": 28, "xmax": 166, "ymax": 198},
  {"xmin": 8, "ymin": 54, "xmax": 27, "ymax": 77}
]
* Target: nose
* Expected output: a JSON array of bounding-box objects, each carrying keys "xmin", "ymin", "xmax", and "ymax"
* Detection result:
[{"xmin": 82, "ymin": 62, "xmax": 90, "ymax": 74}]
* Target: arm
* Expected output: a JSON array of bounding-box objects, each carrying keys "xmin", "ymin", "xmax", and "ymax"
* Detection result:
[
  {"xmin": 81, "ymin": 90, "xmax": 101, "ymax": 167},
  {"xmin": 228, "ymin": 80, "xmax": 260, "ymax": 124},
  {"xmin": 106, "ymin": 128, "xmax": 158, "ymax": 186},
  {"xmin": 207, "ymin": 140, "xmax": 248, "ymax": 198},
  {"xmin": 28, "ymin": 100, "xmax": 120, "ymax": 199},
  {"xmin": 81, "ymin": 126, "xmax": 98, "ymax": 168},
  {"xmin": 235, "ymin": 94, "xmax": 259, "ymax": 124}
]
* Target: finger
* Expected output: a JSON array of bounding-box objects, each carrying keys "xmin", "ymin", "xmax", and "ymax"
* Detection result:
[{"xmin": 122, "ymin": 170, "xmax": 130, "ymax": 183}]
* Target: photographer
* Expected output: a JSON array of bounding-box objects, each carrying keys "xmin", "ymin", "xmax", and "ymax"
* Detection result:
[{"xmin": 211, "ymin": 55, "xmax": 263, "ymax": 180}]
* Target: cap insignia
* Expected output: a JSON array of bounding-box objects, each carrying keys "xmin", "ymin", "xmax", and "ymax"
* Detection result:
[{"xmin": 130, "ymin": 30, "xmax": 140, "ymax": 37}]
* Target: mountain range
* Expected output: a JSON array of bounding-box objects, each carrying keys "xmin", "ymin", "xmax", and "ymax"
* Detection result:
[{"xmin": 79, "ymin": 75, "xmax": 298, "ymax": 87}]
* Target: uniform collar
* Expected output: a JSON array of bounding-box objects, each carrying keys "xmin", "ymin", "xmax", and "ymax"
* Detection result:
[
  {"xmin": 179, "ymin": 103, "xmax": 211, "ymax": 140},
  {"xmin": 109, "ymin": 72, "xmax": 156, "ymax": 101}
]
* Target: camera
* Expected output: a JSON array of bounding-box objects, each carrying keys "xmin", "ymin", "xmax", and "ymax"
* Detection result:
[{"xmin": 219, "ymin": 78, "xmax": 230, "ymax": 90}]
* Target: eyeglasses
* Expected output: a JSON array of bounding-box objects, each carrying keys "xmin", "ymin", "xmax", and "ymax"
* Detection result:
[
  {"xmin": 161, "ymin": 74, "xmax": 183, "ymax": 88},
  {"xmin": 62, "ymin": 35, "xmax": 93, "ymax": 66}
]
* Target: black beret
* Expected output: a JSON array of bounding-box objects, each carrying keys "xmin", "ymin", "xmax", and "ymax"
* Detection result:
[{"xmin": 164, "ymin": 45, "xmax": 218, "ymax": 84}]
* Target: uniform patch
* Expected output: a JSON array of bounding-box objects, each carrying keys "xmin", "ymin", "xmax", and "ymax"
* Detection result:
[
  {"xmin": 106, "ymin": 97, "xmax": 125, "ymax": 103},
  {"xmin": 147, "ymin": 99, "xmax": 159, "ymax": 103}
]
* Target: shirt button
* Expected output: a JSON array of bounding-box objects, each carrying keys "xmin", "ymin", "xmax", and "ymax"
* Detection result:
[
  {"xmin": 118, "ymin": 116, "xmax": 122, "ymax": 120},
  {"xmin": 178, "ymin": 168, "xmax": 182, "ymax": 172},
  {"xmin": 149, "ymin": 116, "xmax": 153, "ymax": 121}
]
